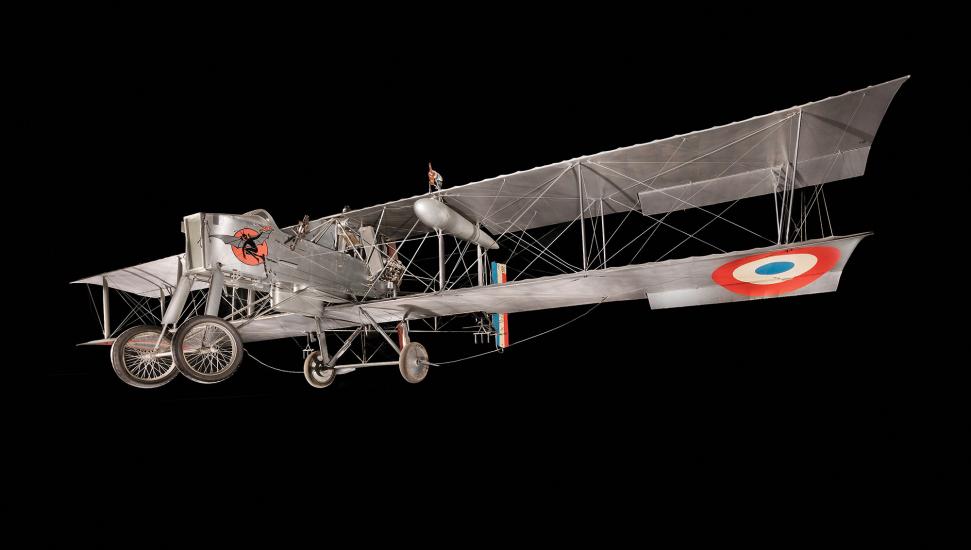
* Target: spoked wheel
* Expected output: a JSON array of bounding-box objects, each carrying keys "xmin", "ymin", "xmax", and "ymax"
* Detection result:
[
  {"xmin": 303, "ymin": 351, "xmax": 336, "ymax": 388},
  {"xmin": 399, "ymin": 341, "xmax": 429, "ymax": 384},
  {"xmin": 172, "ymin": 315, "xmax": 244, "ymax": 384},
  {"xmin": 110, "ymin": 325, "xmax": 179, "ymax": 388}
]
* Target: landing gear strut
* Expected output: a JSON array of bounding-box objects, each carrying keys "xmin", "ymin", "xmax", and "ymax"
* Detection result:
[{"xmin": 296, "ymin": 319, "xmax": 430, "ymax": 387}]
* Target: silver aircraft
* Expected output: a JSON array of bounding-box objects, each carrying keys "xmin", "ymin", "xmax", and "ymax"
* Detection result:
[{"xmin": 74, "ymin": 77, "xmax": 908, "ymax": 389}]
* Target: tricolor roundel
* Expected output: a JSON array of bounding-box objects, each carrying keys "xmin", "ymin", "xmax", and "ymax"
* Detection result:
[{"xmin": 712, "ymin": 246, "xmax": 840, "ymax": 297}]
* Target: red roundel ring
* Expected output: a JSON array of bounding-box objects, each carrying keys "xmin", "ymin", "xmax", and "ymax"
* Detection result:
[
  {"xmin": 712, "ymin": 246, "xmax": 841, "ymax": 297},
  {"xmin": 232, "ymin": 227, "xmax": 269, "ymax": 266}
]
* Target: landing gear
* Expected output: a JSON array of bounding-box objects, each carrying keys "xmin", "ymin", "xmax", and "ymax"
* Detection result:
[
  {"xmin": 399, "ymin": 341, "xmax": 429, "ymax": 383},
  {"xmin": 172, "ymin": 315, "xmax": 243, "ymax": 384},
  {"xmin": 304, "ymin": 351, "xmax": 336, "ymax": 388},
  {"xmin": 110, "ymin": 325, "xmax": 179, "ymax": 388}
]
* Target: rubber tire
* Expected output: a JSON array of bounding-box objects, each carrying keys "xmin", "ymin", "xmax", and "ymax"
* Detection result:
[
  {"xmin": 399, "ymin": 341, "xmax": 429, "ymax": 384},
  {"xmin": 304, "ymin": 351, "xmax": 336, "ymax": 388},
  {"xmin": 172, "ymin": 315, "xmax": 244, "ymax": 384},
  {"xmin": 110, "ymin": 325, "xmax": 179, "ymax": 389}
]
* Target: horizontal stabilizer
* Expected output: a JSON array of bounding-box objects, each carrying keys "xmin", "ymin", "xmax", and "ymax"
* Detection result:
[
  {"xmin": 71, "ymin": 254, "xmax": 208, "ymax": 297},
  {"xmin": 77, "ymin": 338, "xmax": 115, "ymax": 346}
]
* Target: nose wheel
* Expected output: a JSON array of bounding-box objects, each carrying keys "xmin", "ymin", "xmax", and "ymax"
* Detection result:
[
  {"xmin": 399, "ymin": 342, "xmax": 429, "ymax": 383},
  {"xmin": 304, "ymin": 351, "xmax": 336, "ymax": 388}
]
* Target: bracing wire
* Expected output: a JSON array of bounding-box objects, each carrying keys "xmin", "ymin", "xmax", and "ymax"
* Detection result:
[
  {"xmin": 428, "ymin": 298, "xmax": 606, "ymax": 366},
  {"xmin": 246, "ymin": 349, "xmax": 303, "ymax": 374}
]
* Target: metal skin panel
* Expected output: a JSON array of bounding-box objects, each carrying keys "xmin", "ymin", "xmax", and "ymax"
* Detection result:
[
  {"xmin": 636, "ymin": 146, "xmax": 871, "ymax": 216},
  {"xmin": 184, "ymin": 214, "xmax": 205, "ymax": 271},
  {"xmin": 234, "ymin": 234, "xmax": 867, "ymax": 342},
  {"xmin": 73, "ymin": 212, "xmax": 374, "ymax": 307},
  {"xmin": 358, "ymin": 225, "xmax": 386, "ymax": 277},
  {"xmin": 637, "ymin": 167, "xmax": 781, "ymax": 216},
  {"xmin": 205, "ymin": 212, "xmax": 371, "ymax": 305},
  {"xmin": 307, "ymin": 77, "xmax": 906, "ymax": 238},
  {"xmin": 203, "ymin": 213, "xmax": 273, "ymax": 279},
  {"xmin": 234, "ymin": 313, "xmax": 317, "ymax": 343}
]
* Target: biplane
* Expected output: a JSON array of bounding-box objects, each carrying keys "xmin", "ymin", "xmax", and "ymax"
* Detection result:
[{"xmin": 73, "ymin": 77, "xmax": 908, "ymax": 389}]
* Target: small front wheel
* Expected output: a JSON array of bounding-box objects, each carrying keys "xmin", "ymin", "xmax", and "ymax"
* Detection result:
[
  {"xmin": 303, "ymin": 351, "xmax": 336, "ymax": 388},
  {"xmin": 399, "ymin": 342, "xmax": 429, "ymax": 384},
  {"xmin": 172, "ymin": 316, "xmax": 243, "ymax": 384}
]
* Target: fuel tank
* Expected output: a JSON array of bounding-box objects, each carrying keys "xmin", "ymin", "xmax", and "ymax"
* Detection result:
[{"xmin": 413, "ymin": 198, "xmax": 498, "ymax": 250}]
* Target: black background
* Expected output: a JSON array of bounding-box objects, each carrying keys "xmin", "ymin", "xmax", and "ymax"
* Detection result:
[{"xmin": 26, "ymin": 14, "xmax": 958, "ymax": 525}]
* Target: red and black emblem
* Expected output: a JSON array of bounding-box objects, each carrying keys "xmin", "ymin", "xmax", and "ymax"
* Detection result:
[{"xmin": 213, "ymin": 226, "xmax": 273, "ymax": 265}]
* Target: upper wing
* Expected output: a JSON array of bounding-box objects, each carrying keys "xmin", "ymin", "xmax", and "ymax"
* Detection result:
[
  {"xmin": 318, "ymin": 77, "xmax": 906, "ymax": 239},
  {"xmin": 235, "ymin": 234, "xmax": 866, "ymax": 341}
]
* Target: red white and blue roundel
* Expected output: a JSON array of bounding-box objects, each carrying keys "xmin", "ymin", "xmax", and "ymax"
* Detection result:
[{"xmin": 711, "ymin": 246, "xmax": 841, "ymax": 297}]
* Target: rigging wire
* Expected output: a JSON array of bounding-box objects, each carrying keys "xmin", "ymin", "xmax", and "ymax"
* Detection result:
[
  {"xmin": 246, "ymin": 349, "xmax": 303, "ymax": 374},
  {"xmin": 430, "ymin": 298, "xmax": 606, "ymax": 366},
  {"xmin": 85, "ymin": 284, "xmax": 104, "ymax": 334}
]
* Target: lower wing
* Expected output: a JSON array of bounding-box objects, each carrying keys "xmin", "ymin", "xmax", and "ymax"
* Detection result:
[{"xmin": 236, "ymin": 234, "xmax": 867, "ymax": 342}]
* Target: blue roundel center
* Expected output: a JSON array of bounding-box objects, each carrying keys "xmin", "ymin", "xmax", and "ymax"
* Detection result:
[{"xmin": 755, "ymin": 261, "xmax": 795, "ymax": 275}]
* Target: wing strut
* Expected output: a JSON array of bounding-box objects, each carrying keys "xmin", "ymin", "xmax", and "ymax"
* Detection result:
[
  {"xmin": 102, "ymin": 277, "xmax": 110, "ymax": 340},
  {"xmin": 576, "ymin": 163, "xmax": 587, "ymax": 271}
]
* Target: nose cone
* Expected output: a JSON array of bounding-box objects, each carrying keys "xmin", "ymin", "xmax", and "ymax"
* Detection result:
[{"xmin": 480, "ymin": 235, "xmax": 499, "ymax": 250}]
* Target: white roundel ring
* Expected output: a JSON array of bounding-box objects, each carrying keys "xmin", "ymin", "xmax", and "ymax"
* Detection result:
[
  {"xmin": 711, "ymin": 246, "xmax": 840, "ymax": 297},
  {"xmin": 731, "ymin": 253, "xmax": 818, "ymax": 285}
]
